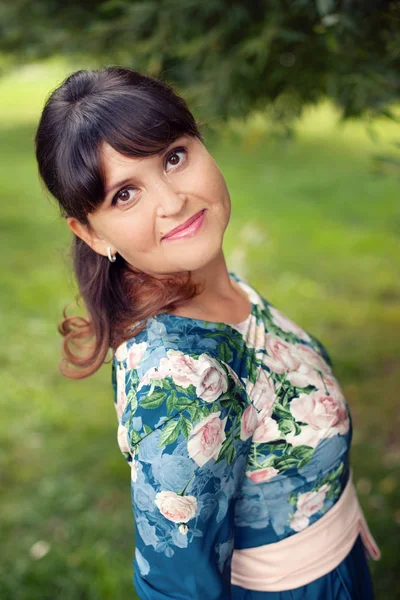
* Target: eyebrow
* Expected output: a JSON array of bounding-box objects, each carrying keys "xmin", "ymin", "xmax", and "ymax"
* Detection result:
[
  {"xmin": 104, "ymin": 177, "xmax": 134, "ymax": 198},
  {"xmin": 103, "ymin": 137, "xmax": 187, "ymax": 198}
]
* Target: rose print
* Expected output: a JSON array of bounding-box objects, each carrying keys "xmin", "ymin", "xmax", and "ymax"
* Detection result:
[
  {"xmin": 285, "ymin": 362, "xmax": 324, "ymax": 389},
  {"xmin": 290, "ymin": 513, "xmax": 310, "ymax": 532},
  {"xmin": 131, "ymin": 460, "xmax": 138, "ymax": 482},
  {"xmin": 289, "ymin": 483, "xmax": 331, "ymax": 531},
  {"xmin": 243, "ymin": 367, "xmax": 277, "ymax": 419},
  {"xmin": 187, "ymin": 412, "xmax": 227, "ymax": 467},
  {"xmin": 154, "ymin": 490, "xmax": 198, "ymax": 523},
  {"xmin": 127, "ymin": 341, "xmax": 147, "ymax": 370},
  {"xmin": 262, "ymin": 335, "xmax": 301, "ymax": 374},
  {"xmin": 245, "ymin": 467, "xmax": 279, "ymax": 483},
  {"xmin": 252, "ymin": 416, "xmax": 280, "ymax": 443},
  {"xmin": 269, "ymin": 306, "xmax": 311, "ymax": 342},
  {"xmin": 285, "ymin": 425, "xmax": 322, "ymax": 449},
  {"xmin": 240, "ymin": 405, "xmax": 259, "ymax": 441},
  {"xmin": 297, "ymin": 484, "xmax": 331, "ymax": 516},
  {"xmin": 167, "ymin": 349, "xmax": 200, "ymax": 388},
  {"xmin": 290, "ymin": 389, "xmax": 349, "ymax": 435},
  {"xmin": 194, "ymin": 354, "xmax": 228, "ymax": 402},
  {"xmin": 293, "ymin": 344, "xmax": 331, "ymax": 374},
  {"xmin": 117, "ymin": 423, "xmax": 131, "ymax": 454},
  {"xmin": 233, "ymin": 315, "xmax": 266, "ymax": 350},
  {"xmin": 138, "ymin": 358, "xmax": 172, "ymax": 390},
  {"xmin": 178, "ymin": 524, "xmax": 189, "ymax": 535},
  {"xmin": 115, "ymin": 365, "xmax": 128, "ymax": 421},
  {"xmin": 115, "ymin": 341, "xmax": 128, "ymax": 362}
]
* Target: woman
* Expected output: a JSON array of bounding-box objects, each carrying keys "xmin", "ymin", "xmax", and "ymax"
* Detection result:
[{"xmin": 34, "ymin": 66, "xmax": 381, "ymax": 599}]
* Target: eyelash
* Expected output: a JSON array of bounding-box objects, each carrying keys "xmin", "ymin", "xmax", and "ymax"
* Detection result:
[{"xmin": 111, "ymin": 146, "xmax": 188, "ymax": 207}]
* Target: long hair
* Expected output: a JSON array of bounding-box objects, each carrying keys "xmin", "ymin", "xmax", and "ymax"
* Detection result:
[{"xmin": 34, "ymin": 66, "xmax": 205, "ymax": 380}]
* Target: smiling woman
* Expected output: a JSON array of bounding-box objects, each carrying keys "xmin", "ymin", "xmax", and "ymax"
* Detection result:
[
  {"xmin": 34, "ymin": 67, "xmax": 220, "ymax": 378},
  {"xmin": 34, "ymin": 66, "xmax": 380, "ymax": 600}
]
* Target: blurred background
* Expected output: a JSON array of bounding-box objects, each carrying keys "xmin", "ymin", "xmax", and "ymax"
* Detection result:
[{"xmin": 0, "ymin": 1, "xmax": 399, "ymax": 598}]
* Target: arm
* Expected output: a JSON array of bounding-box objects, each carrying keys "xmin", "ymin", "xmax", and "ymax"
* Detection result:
[{"xmin": 112, "ymin": 338, "xmax": 251, "ymax": 599}]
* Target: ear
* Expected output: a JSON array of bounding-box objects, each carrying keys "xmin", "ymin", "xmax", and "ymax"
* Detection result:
[{"xmin": 66, "ymin": 217, "xmax": 115, "ymax": 258}]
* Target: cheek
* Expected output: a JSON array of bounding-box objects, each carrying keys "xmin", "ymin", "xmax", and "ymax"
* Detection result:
[
  {"xmin": 194, "ymin": 161, "xmax": 231, "ymax": 209},
  {"xmin": 113, "ymin": 214, "xmax": 154, "ymax": 254}
]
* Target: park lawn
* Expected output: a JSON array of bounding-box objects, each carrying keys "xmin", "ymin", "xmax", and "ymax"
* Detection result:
[{"xmin": 0, "ymin": 62, "xmax": 399, "ymax": 599}]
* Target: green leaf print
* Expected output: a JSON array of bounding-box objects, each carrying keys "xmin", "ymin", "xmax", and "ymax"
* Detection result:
[
  {"xmin": 273, "ymin": 403, "xmax": 292, "ymax": 419},
  {"xmin": 289, "ymin": 446, "xmax": 314, "ymax": 462},
  {"xmin": 158, "ymin": 418, "xmax": 181, "ymax": 447},
  {"xmin": 130, "ymin": 429, "xmax": 142, "ymax": 446},
  {"xmin": 218, "ymin": 341, "xmax": 233, "ymax": 363},
  {"xmin": 277, "ymin": 418, "xmax": 295, "ymax": 435},
  {"xmin": 127, "ymin": 388, "xmax": 138, "ymax": 415},
  {"xmin": 179, "ymin": 415, "xmax": 193, "ymax": 439},
  {"xmin": 214, "ymin": 436, "xmax": 234, "ymax": 464},
  {"xmin": 143, "ymin": 424, "xmax": 153, "ymax": 435},
  {"xmin": 140, "ymin": 391, "xmax": 166, "ymax": 409},
  {"xmin": 187, "ymin": 404, "xmax": 201, "ymax": 422},
  {"xmin": 274, "ymin": 456, "xmax": 299, "ymax": 471}
]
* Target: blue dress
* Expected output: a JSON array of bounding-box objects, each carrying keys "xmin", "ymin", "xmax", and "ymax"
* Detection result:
[{"xmin": 111, "ymin": 271, "xmax": 378, "ymax": 599}]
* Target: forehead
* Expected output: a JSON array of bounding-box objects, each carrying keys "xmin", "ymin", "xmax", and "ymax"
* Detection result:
[{"xmin": 99, "ymin": 142, "xmax": 149, "ymax": 174}]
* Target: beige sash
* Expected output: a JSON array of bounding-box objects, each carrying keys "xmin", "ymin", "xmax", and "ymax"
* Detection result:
[{"xmin": 231, "ymin": 472, "xmax": 381, "ymax": 591}]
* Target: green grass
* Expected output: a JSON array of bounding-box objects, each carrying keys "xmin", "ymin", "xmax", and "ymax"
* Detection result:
[{"xmin": 1, "ymin": 61, "xmax": 399, "ymax": 599}]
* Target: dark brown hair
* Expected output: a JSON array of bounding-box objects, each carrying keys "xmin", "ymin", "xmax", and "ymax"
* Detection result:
[{"xmin": 34, "ymin": 66, "xmax": 205, "ymax": 380}]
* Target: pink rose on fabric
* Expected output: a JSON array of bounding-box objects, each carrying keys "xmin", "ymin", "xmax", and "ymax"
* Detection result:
[
  {"xmin": 194, "ymin": 354, "xmax": 228, "ymax": 402},
  {"xmin": 290, "ymin": 390, "xmax": 349, "ymax": 435},
  {"xmin": 290, "ymin": 513, "xmax": 310, "ymax": 532},
  {"xmin": 115, "ymin": 342, "xmax": 128, "ymax": 362},
  {"xmin": 187, "ymin": 412, "xmax": 227, "ymax": 467},
  {"xmin": 137, "ymin": 357, "xmax": 172, "ymax": 390},
  {"xmin": 224, "ymin": 362, "xmax": 245, "ymax": 390},
  {"xmin": 293, "ymin": 344, "xmax": 331, "ymax": 374},
  {"xmin": 269, "ymin": 307, "xmax": 311, "ymax": 342},
  {"xmin": 262, "ymin": 335, "xmax": 301, "ymax": 374},
  {"xmin": 131, "ymin": 460, "xmax": 138, "ymax": 483},
  {"xmin": 245, "ymin": 467, "xmax": 279, "ymax": 483},
  {"xmin": 297, "ymin": 484, "xmax": 331, "ymax": 517},
  {"xmin": 127, "ymin": 341, "xmax": 147, "ymax": 370},
  {"xmin": 252, "ymin": 416, "xmax": 280, "ymax": 443},
  {"xmin": 285, "ymin": 425, "xmax": 322, "ymax": 449},
  {"xmin": 289, "ymin": 483, "xmax": 331, "ymax": 531},
  {"xmin": 167, "ymin": 349, "xmax": 199, "ymax": 388},
  {"xmin": 286, "ymin": 363, "xmax": 323, "ymax": 389},
  {"xmin": 244, "ymin": 367, "xmax": 277, "ymax": 419},
  {"xmin": 115, "ymin": 366, "xmax": 128, "ymax": 421},
  {"xmin": 240, "ymin": 405, "xmax": 259, "ymax": 440},
  {"xmin": 154, "ymin": 490, "xmax": 198, "ymax": 523},
  {"xmin": 233, "ymin": 316, "xmax": 266, "ymax": 351},
  {"xmin": 117, "ymin": 423, "xmax": 130, "ymax": 454}
]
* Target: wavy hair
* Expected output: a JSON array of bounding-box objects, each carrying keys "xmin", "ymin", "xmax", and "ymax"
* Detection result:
[{"xmin": 34, "ymin": 66, "xmax": 205, "ymax": 379}]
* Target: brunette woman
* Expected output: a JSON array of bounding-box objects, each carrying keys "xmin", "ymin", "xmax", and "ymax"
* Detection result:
[{"xmin": 35, "ymin": 66, "xmax": 380, "ymax": 599}]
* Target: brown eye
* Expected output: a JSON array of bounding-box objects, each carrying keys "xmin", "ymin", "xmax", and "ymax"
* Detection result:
[
  {"xmin": 169, "ymin": 153, "xmax": 180, "ymax": 165},
  {"xmin": 165, "ymin": 147, "xmax": 187, "ymax": 171},
  {"xmin": 111, "ymin": 186, "xmax": 137, "ymax": 207}
]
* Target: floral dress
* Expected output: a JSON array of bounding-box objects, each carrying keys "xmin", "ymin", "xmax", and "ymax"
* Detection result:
[{"xmin": 111, "ymin": 271, "xmax": 377, "ymax": 599}]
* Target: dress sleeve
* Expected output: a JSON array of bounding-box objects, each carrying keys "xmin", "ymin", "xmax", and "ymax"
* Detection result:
[{"xmin": 112, "ymin": 336, "xmax": 251, "ymax": 600}]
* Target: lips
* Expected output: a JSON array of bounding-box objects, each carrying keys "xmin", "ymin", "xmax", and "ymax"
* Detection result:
[{"xmin": 162, "ymin": 209, "xmax": 205, "ymax": 239}]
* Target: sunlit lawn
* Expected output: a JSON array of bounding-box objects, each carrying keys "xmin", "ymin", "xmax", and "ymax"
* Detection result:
[{"xmin": 0, "ymin": 61, "xmax": 399, "ymax": 599}]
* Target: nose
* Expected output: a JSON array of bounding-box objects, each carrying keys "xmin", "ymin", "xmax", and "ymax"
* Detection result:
[{"xmin": 154, "ymin": 179, "xmax": 187, "ymax": 217}]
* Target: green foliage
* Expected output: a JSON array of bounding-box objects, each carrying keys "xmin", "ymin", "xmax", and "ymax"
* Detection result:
[{"xmin": 1, "ymin": 1, "xmax": 400, "ymax": 125}]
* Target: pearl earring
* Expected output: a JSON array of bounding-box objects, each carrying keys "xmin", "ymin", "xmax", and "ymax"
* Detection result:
[{"xmin": 107, "ymin": 246, "xmax": 116, "ymax": 262}]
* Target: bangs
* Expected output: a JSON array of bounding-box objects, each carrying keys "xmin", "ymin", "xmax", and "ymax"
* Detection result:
[{"xmin": 54, "ymin": 80, "xmax": 202, "ymax": 222}]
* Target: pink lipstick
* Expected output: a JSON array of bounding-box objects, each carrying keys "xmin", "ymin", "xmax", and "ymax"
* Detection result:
[{"xmin": 162, "ymin": 209, "xmax": 206, "ymax": 241}]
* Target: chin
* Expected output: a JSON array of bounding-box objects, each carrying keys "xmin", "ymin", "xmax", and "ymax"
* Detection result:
[{"xmin": 171, "ymin": 238, "xmax": 223, "ymax": 272}]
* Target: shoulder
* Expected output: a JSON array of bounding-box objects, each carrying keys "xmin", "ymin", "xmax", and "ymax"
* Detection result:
[
  {"xmin": 111, "ymin": 322, "xmax": 246, "ymax": 452},
  {"xmin": 230, "ymin": 271, "xmax": 333, "ymax": 368}
]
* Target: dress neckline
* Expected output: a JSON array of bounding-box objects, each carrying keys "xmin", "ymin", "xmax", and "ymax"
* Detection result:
[{"xmin": 155, "ymin": 271, "xmax": 255, "ymax": 329}]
